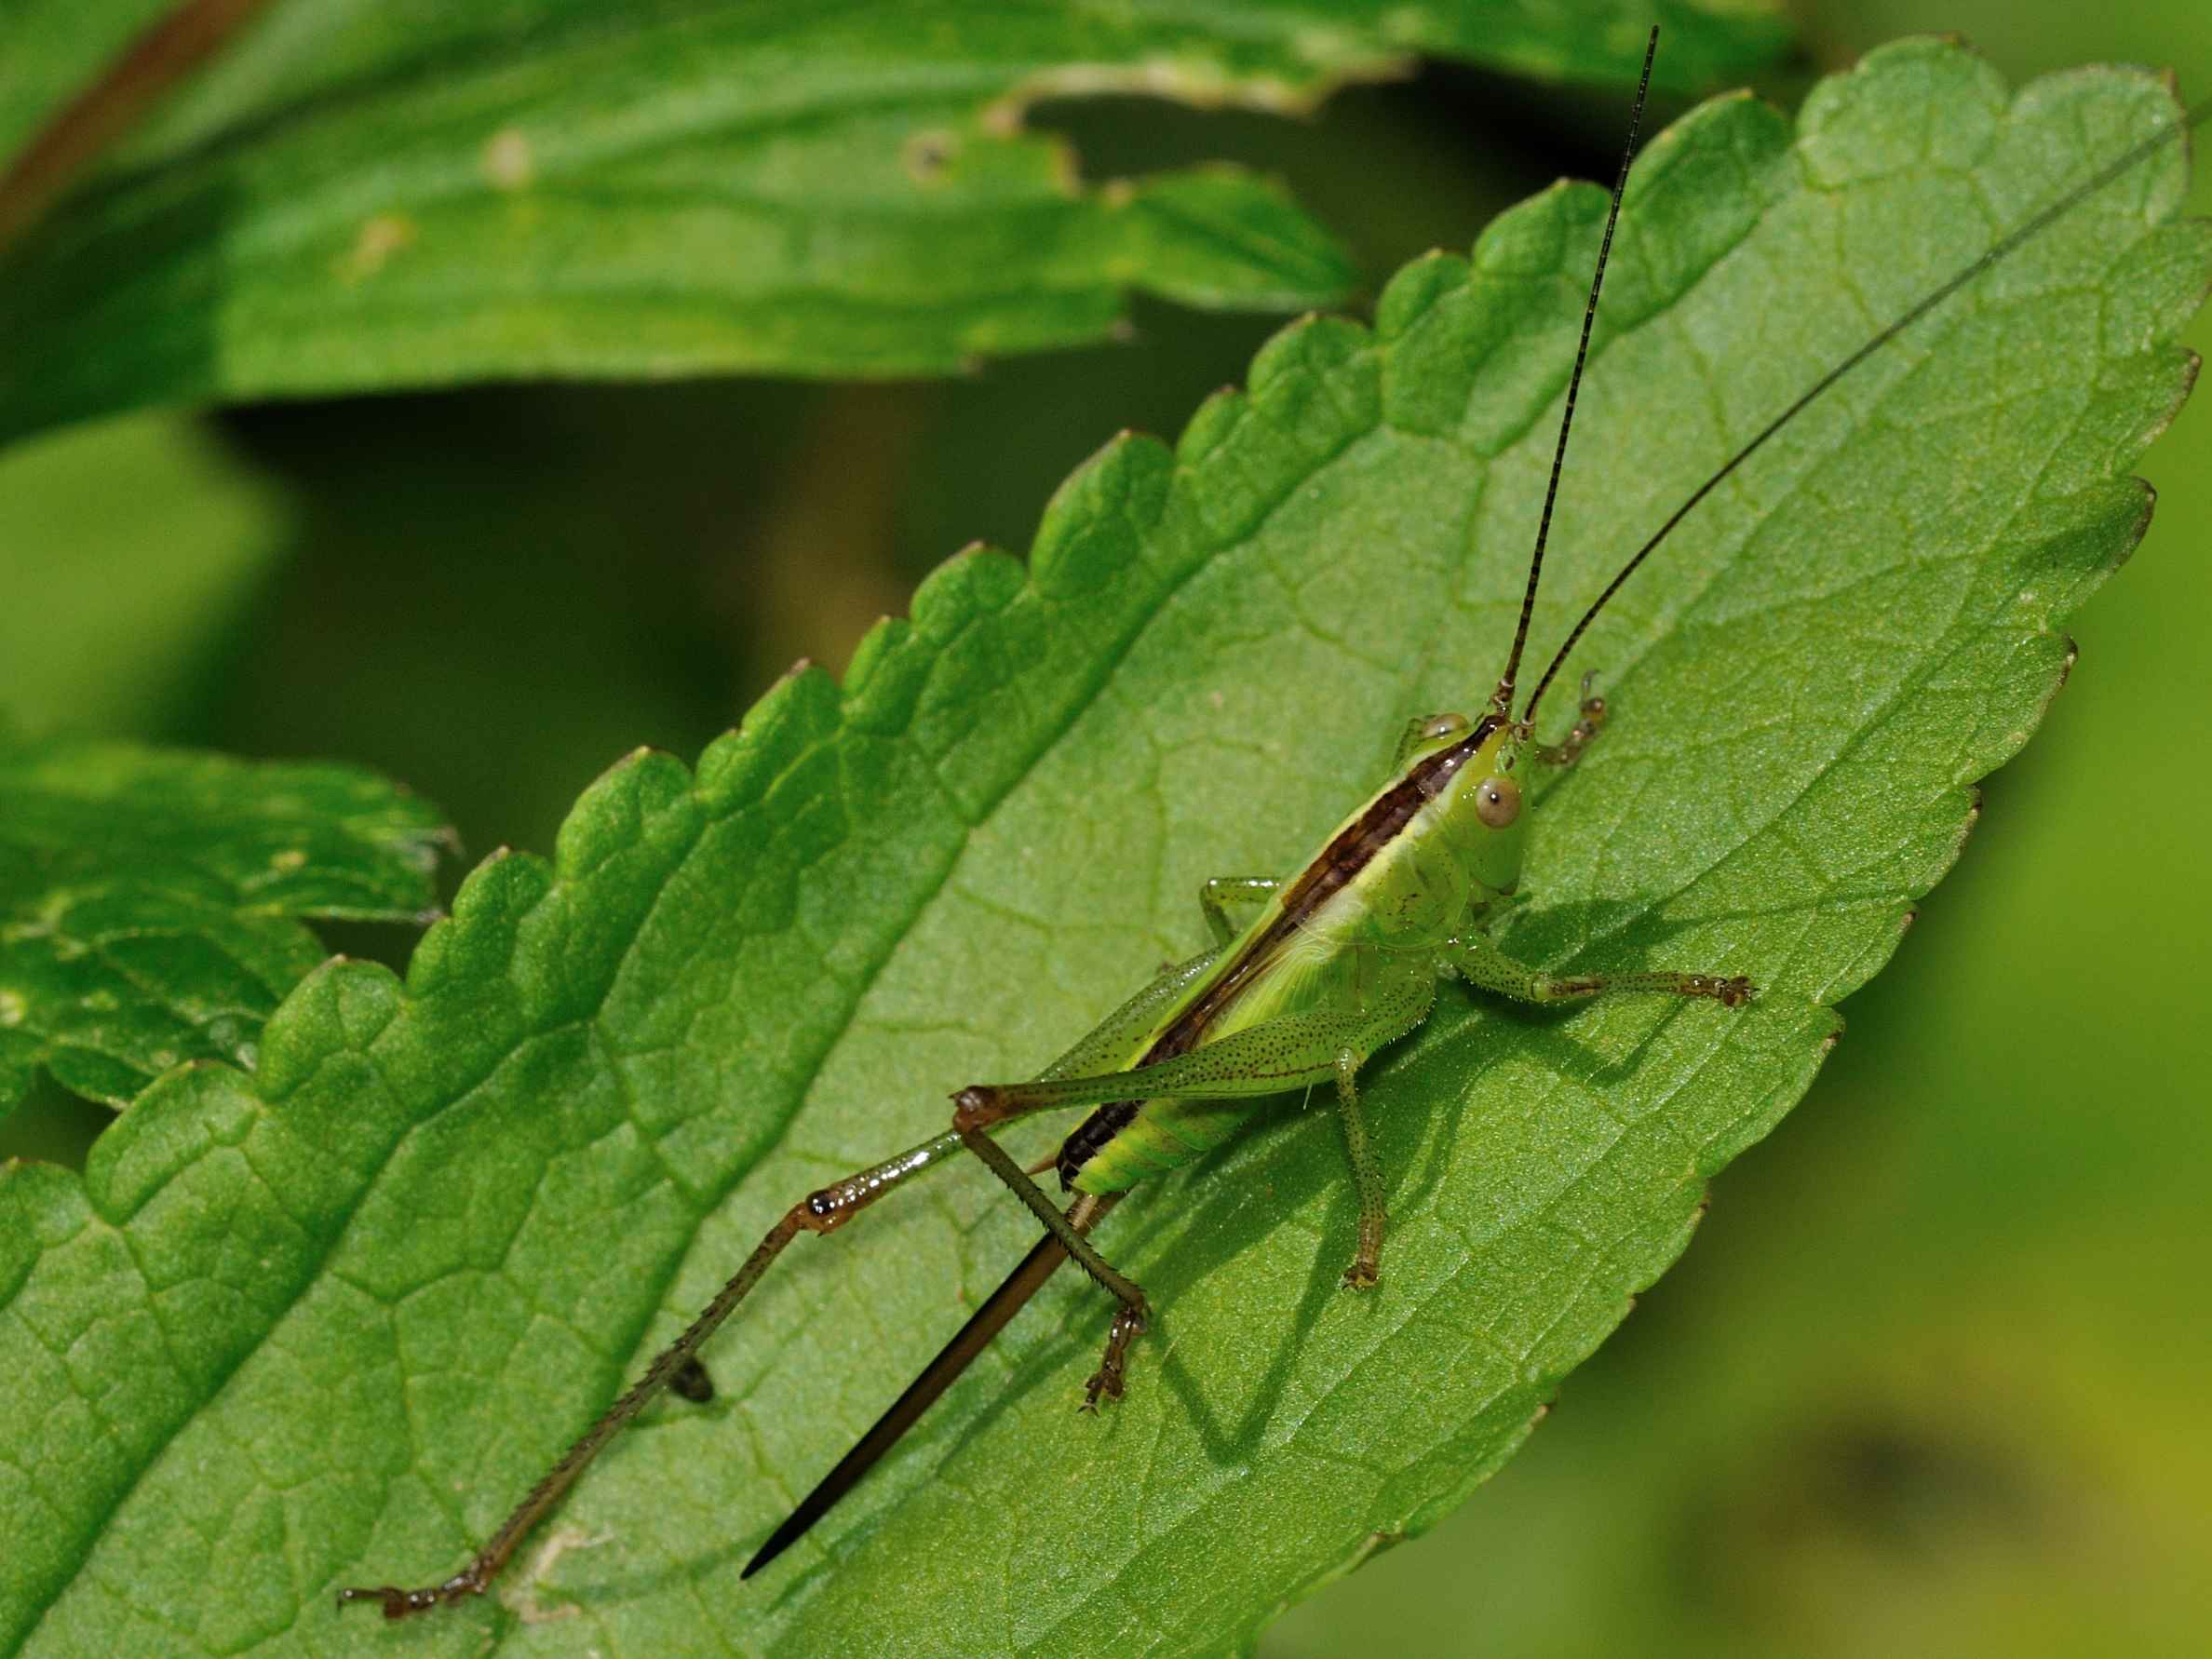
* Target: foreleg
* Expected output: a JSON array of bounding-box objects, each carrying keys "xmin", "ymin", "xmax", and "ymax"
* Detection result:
[
  {"xmin": 1532, "ymin": 671, "xmax": 1607, "ymax": 770},
  {"xmin": 1444, "ymin": 929, "xmax": 1752, "ymax": 1008}
]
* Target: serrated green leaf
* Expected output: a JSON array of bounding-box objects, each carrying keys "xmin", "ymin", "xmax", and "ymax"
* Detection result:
[
  {"xmin": 2, "ymin": 40, "xmax": 2204, "ymax": 1658},
  {"xmin": 0, "ymin": 0, "xmax": 1791, "ymax": 443},
  {"xmin": 0, "ymin": 735, "xmax": 451, "ymax": 1120}
]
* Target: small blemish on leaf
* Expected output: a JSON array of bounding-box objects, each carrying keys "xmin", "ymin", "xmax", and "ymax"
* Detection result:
[
  {"xmin": 344, "ymin": 214, "xmax": 416, "ymax": 280},
  {"xmin": 903, "ymin": 129, "xmax": 957, "ymax": 183},
  {"xmin": 270, "ymin": 848, "xmax": 307, "ymax": 873},
  {"xmin": 502, "ymin": 1524, "xmax": 610, "ymax": 1623},
  {"xmin": 483, "ymin": 127, "xmax": 535, "ymax": 191},
  {"xmin": 983, "ymin": 56, "xmax": 1330, "ymax": 137},
  {"xmin": 0, "ymin": 990, "xmax": 23, "ymax": 1027},
  {"xmin": 1350, "ymin": 1527, "xmax": 1407, "ymax": 1568}
]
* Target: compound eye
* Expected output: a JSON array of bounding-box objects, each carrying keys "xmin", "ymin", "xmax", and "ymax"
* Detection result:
[
  {"xmin": 1421, "ymin": 712, "xmax": 1470, "ymax": 743},
  {"xmin": 1475, "ymin": 775, "xmax": 1521, "ymax": 830}
]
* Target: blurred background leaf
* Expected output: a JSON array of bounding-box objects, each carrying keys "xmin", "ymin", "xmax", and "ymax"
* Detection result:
[
  {"xmin": 0, "ymin": 0, "xmax": 1789, "ymax": 442},
  {"xmin": 0, "ymin": 732, "xmax": 449, "ymax": 1126},
  {"xmin": 0, "ymin": 411, "xmax": 285, "ymax": 735},
  {"xmin": 0, "ymin": 0, "xmax": 2206, "ymax": 1652}
]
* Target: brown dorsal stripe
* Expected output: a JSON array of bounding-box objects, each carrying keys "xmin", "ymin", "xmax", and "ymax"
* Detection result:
[{"xmin": 1055, "ymin": 717, "xmax": 1495, "ymax": 1188}]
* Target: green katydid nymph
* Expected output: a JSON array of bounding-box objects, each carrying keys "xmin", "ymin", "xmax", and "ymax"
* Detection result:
[{"xmin": 340, "ymin": 30, "xmax": 2212, "ymax": 1620}]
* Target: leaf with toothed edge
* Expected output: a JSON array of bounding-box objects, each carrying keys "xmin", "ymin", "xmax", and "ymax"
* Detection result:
[
  {"xmin": 0, "ymin": 0, "xmax": 1793, "ymax": 443},
  {"xmin": 1, "ymin": 39, "xmax": 2206, "ymax": 1659},
  {"xmin": 0, "ymin": 733, "xmax": 449, "ymax": 1126}
]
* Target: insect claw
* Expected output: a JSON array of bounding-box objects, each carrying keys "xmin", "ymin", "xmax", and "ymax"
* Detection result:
[
  {"xmin": 335, "ymin": 1569, "xmax": 484, "ymax": 1620},
  {"xmin": 1574, "ymin": 670, "xmax": 1606, "ymax": 727}
]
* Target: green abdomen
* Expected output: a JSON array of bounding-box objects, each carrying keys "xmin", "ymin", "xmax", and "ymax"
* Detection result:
[
  {"xmin": 1063, "ymin": 918, "xmax": 1344, "ymax": 1194},
  {"xmin": 1068, "ymin": 1095, "xmax": 1251, "ymax": 1194}
]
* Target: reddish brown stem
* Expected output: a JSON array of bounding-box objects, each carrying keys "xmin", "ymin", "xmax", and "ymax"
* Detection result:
[{"xmin": 0, "ymin": 0, "xmax": 279, "ymax": 252}]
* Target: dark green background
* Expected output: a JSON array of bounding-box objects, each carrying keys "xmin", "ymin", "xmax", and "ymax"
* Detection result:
[{"xmin": 1, "ymin": 3, "xmax": 2205, "ymax": 1653}]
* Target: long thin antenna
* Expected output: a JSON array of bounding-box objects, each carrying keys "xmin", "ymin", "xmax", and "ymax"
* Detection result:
[
  {"xmin": 1490, "ymin": 24, "xmax": 1658, "ymax": 721},
  {"xmin": 1521, "ymin": 86, "xmax": 2212, "ymax": 728}
]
